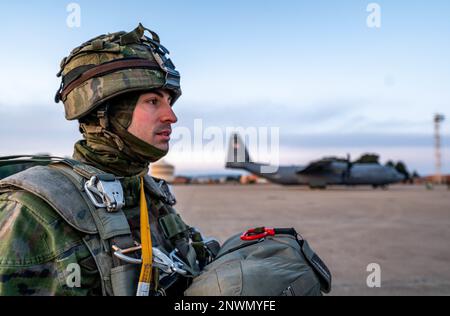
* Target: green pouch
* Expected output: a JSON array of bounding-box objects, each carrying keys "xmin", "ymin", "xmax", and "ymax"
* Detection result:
[
  {"xmin": 185, "ymin": 231, "xmax": 331, "ymax": 296},
  {"xmin": 110, "ymin": 264, "xmax": 140, "ymax": 296}
]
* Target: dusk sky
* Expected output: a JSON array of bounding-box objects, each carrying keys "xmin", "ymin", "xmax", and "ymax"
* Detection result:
[{"xmin": 0, "ymin": 1, "xmax": 449, "ymax": 175}]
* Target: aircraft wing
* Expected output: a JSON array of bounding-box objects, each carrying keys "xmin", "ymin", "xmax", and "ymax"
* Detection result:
[{"xmin": 296, "ymin": 160, "xmax": 333, "ymax": 175}]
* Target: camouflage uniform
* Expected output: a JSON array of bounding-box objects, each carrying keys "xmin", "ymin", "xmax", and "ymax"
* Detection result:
[
  {"xmin": 0, "ymin": 172, "xmax": 195, "ymax": 296},
  {"xmin": 0, "ymin": 23, "xmax": 330, "ymax": 297},
  {"xmin": 0, "ymin": 24, "xmax": 215, "ymax": 296}
]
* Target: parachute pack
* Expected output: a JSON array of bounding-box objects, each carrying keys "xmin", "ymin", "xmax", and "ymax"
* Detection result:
[{"xmin": 185, "ymin": 227, "xmax": 332, "ymax": 296}]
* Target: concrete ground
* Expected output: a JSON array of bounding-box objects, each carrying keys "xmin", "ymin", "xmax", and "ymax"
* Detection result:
[{"xmin": 173, "ymin": 184, "xmax": 450, "ymax": 296}]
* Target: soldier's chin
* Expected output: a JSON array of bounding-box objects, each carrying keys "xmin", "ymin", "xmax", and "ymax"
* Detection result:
[{"xmin": 153, "ymin": 141, "xmax": 169, "ymax": 152}]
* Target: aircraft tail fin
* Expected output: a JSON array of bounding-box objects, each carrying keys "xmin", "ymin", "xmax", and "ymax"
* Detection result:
[{"xmin": 225, "ymin": 133, "xmax": 252, "ymax": 169}]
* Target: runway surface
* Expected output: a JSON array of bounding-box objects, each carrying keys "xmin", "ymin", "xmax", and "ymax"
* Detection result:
[{"xmin": 173, "ymin": 184, "xmax": 450, "ymax": 296}]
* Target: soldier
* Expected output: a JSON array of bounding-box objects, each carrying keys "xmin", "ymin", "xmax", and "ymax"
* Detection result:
[{"xmin": 0, "ymin": 24, "xmax": 218, "ymax": 296}]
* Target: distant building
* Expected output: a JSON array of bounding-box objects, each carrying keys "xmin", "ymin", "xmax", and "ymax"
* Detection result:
[
  {"xmin": 174, "ymin": 174, "xmax": 241, "ymax": 185},
  {"xmin": 151, "ymin": 160, "xmax": 175, "ymax": 183},
  {"xmin": 173, "ymin": 176, "xmax": 191, "ymax": 185},
  {"xmin": 415, "ymin": 175, "xmax": 450, "ymax": 185},
  {"xmin": 240, "ymin": 174, "xmax": 269, "ymax": 185}
]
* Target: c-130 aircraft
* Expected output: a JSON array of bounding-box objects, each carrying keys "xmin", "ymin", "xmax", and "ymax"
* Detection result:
[{"xmin": 225, "ymin": 134, "xmax": 405, "ymax": 189}]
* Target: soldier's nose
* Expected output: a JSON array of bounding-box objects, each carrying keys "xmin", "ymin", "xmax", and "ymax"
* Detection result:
[{"xmin": 161, "ymin": 105, "xmax": 178, "ymax": 124}]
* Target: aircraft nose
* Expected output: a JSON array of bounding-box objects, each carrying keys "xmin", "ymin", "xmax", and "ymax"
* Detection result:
[{"xmin": 395, "ymin": 172, "xmax": 405, "ymax": 182}]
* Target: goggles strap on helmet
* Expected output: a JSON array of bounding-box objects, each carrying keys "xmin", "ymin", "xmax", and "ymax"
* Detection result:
[{"xmin": 97, "ymin": 104, "xmax": 109, "ymax": 130}]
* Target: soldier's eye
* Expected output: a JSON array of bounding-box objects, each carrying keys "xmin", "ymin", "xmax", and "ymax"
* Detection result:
[{"xmin": 146, "ymin": 98, "xmax": 158, "ymax": 105}]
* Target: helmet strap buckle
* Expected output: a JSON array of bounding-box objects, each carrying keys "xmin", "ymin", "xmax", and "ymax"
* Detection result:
[{"xmin": 97, "ymin": 105, "xmax": 109, "ymax": 129}]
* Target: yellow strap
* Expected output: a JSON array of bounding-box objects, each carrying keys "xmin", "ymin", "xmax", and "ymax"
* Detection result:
[{"xmin": 136, "ymin": 177, "xmax": 153, "ymax": 296}]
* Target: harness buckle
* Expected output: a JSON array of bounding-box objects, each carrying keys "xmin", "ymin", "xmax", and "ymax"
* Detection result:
[
  {"xmin": 112, "ymin": 243, "xmax": 143, "ymax": 265},
  {"xmin": 84, "ymin": 175, "xmax": 125, "ymax": 212},
  {"xmin": 154, "ymin": 248, "xmax": 187, "ymax": 276},
  {"xmin": 112, "ymin": 244, "xmax": 188, "ymax": 276}
]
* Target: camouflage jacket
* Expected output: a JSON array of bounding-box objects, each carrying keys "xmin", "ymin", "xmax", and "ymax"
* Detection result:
[{"xmin": 0, "ymin": 161, "xmax": 202, "ymax": 296}]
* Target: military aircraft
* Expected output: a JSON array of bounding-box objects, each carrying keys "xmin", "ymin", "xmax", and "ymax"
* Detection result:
[{"xmin": 225, "ymin": 134, "xmax": 405, "ymax": 189}]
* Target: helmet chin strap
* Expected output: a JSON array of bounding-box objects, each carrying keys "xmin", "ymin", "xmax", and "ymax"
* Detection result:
[{"xmin": 79, "ymin": 104, "xmax": 125, "ymax": 151}]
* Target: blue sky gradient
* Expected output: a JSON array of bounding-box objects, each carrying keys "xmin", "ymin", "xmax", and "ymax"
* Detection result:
[{"xmin": 0, "ymin": 1, "xmax": 449, "ymax": 174}]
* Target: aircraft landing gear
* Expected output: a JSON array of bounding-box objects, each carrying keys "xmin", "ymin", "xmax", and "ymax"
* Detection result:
[{"xmin": 309, "ymin": 184, "xmax": 328, "ymax": 190}]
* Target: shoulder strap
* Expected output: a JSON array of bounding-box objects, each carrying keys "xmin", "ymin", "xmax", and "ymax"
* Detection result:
[
  {"xmin": 0, "ymin": 159, "xmax": 204, "ymax": 295},
  {"xmin": 50, "ymin": 161, "xmax": 132, "ymax": 240},
  {"xmin": 0, "ymin": 161, "xmax": 133, "ymax": 239},
  {"xmin": 0, "ymin": 161, "xmax": 138, "ymax": 296},
  {"xmin": 0, "ymin": 164, "xmax": 97, "ymax": 234}
]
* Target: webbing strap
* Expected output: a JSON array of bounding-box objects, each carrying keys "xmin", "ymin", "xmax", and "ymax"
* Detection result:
[
  {"xmin": 56, "ymin": 158, "xmax": 110, "ymax": 180},
  {"xmin": 136, "ymin": 177, "xmax": 153, "ymax": 296},
  {"xmin": 61, "ymin": 59, "xmax": 160, "ymax": 100},
  {"xmin": 50, "ymin": 162, "xmax": 139, "ymax": 295},
  {"xmin": 0, "ymin": 165, "xmax": 98, "ymax": 234},
  {"xmin": 82, "ymin": 235, "xmax": 114, "ymax": 296},
  {"xmin": 51, "ymin": 162, "xmax": 131, "ymax": 240},
  {"xmin": 174, "ymin": 239, "xmax": 200, "ymax": 276}
]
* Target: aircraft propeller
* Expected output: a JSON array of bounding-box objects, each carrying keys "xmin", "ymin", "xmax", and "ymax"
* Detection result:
[{"xmin": 344, "ymin": 153, "xmax": 353, "ymax": 179}]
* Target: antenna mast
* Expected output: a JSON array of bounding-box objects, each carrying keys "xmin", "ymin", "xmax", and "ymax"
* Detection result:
[{"xmin": 434, "ymin": 114, "xmax": 445, "ymax": 184}]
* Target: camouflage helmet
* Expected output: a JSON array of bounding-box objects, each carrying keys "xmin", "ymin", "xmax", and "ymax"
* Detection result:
[{"xmin": 55, "ymin": 23, "xmax": 181, "ymax": 120}]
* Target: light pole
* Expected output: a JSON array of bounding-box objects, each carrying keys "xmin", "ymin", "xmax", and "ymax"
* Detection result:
[{"xmin": 434, "ymin": 114, "xmax": 445, "ymax": 184}]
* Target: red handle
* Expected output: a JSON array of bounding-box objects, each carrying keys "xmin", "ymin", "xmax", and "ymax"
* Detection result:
[{"xmin": 240, "ymin": 227, "xmax": 275, "ymax": 241}]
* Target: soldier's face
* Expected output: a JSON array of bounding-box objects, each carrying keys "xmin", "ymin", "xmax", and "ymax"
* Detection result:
[{"xmin": 127, "ymin": 89, "xmax": 178, "ymax": 151}]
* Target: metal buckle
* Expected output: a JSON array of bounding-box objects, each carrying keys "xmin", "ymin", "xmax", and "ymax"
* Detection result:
[
  {"xmin": 112, "ymin": 244, "xmax": 188, "ymax": 276},
  {"xmin": 154, "ymin": 248, "xmax": 187, "ymax": 275},
  {"xmin": 84, "ymin": 175, "xmax": 125, "ymax": 212},
  {"xmin": 148, "ymin": 42, "xmax": 181, "ymax": 91},
  {"xmin": 157, "ymin": 180, "xmax": 177, "ymax": 205},
  {"xmin": 112, "ymin": 243, "xmax": 143, "ymax": 265}
]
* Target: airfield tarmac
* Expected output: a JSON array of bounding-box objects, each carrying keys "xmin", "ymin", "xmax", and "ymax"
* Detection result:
[{"xmin": 173, "ymin": 184, "xmax": 450, "ymax": 296}]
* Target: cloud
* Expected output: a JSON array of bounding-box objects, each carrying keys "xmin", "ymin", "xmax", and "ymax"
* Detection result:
[
  {"xmin": 173, "ymin": 97, "xmax": 437, "ymax": 136},
  {"xmin": 173, "ymin": 97, "xmax": 368, "ymax": 132},
  {"xmin": 1, "ymin": 102, "xmax": 447, "ymax": 175},
  {"xmin": 280, "ymin": 132, "xmax": 443, "ymax": 148},
  {"xmin": 0, "ymin": 104, "xmax": 80, "ymax": 156}
]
